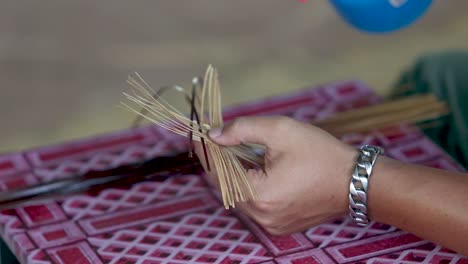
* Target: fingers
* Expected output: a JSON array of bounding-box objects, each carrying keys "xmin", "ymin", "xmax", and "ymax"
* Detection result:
[{"xmin": 209, "ymin": 116, "xmax": 291, "ymax": 147}]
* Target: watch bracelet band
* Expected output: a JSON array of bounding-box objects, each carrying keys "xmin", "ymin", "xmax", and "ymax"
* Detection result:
[{"xmin": 349, "ymin": 145, "xmax": 384, "ymax": 226}]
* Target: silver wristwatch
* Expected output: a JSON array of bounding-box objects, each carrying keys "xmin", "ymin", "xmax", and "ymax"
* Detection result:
[{"xmin": 349, "ymin": 145, "xmax": 384, "ymax": 226}]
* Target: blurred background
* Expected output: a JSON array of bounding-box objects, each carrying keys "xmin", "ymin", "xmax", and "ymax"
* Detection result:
[{"xmin": 1, "ymin": 0, "xmax": 467, "ymax": 153}]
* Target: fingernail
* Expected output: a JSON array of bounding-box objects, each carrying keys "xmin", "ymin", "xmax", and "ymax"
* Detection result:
[{"xmin": 209, "ymin": 128, "xmax": 222, "ymax": 138}]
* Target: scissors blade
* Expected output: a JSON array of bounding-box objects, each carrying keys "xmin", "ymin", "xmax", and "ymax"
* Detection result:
[{"xmin": 0, "ymin": 151, "xmax": 201, "ymax": 210}]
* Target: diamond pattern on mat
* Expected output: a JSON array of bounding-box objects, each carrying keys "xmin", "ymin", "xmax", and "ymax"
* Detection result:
[
  {"xmin": 305, "ymin": 217, "xmax": 396, "ymax": 248},
  {"xmin": 359, "ymin": 243, "xmax": 468, "ymax": 264},
  {"xmin": 387, "ymin": 137, "xmax": 444, "ymax": 163},
  {"xmin": 222, "ymin": 84, "xmax": 328, "ymax": 122},
  {"xmin": 373, "ymin": 125, "xmax": 422, "ymax": 148},
  {"xmin": 0, "ymin": 209, "xmax": 26, "ymax": 235},
  {"xmin": 28, "ymin": 221, "xmax": 86, "ymax": 249},
  {"xmin": 291, "ymin": 105, "xmax": 323, "ymax": 123},
  {"xmin": 339, "ymin": 125, "xmax": 423, "ymax": 150},
  {"xmin": 25, "ymin": 128, "xmax": 152, "ymax": 166},
  {"xmin": 325, "ymin": 231, "xmax": 427, "ymax": 263},
  {"xmin": 0, "ymin": 172, "xmax": 39, "ymax": 191},
  {"xmin": 235, "ymin": 212, "xmax": 314, "ymax": 256},
  {"xmin": 16, "ymin": 203, "xmax": 67, "ymax": 228},
  {"xmin": 275, "ymin": 248, "xmax": 334, "ymax": 264},
  {"xmin": 25, "ymin": 249, "xmax": 52, "ymax": 264},
  {"xmin": 32, "ymin": 142, "xmax": 181, "ymax": 182},
  {"xmin": 319, "ymin": 80, "xmax": 377, "ymax": 103},
  {"xmin": 0, "ymin": 153, "xmax": 30, "ymax": 177},
  {"xmin": 62, "ymin": 175, "xmax": 207, "ymax": 220},
  {"xmin": 10, "ymin": 233, "xmax": 36, "ymax": 263},
  {"xmin": 88, "ymin": 207, "xmax": 272, "ymax": 263},
  {"xmin": 46, "ymin": 241, "xmax": 103, "ymax": 264}
]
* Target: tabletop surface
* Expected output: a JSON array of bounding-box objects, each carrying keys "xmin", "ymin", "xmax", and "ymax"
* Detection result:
[{"xmin": 0, "ymin": 80, "xmax": 466, "ymax": 263}]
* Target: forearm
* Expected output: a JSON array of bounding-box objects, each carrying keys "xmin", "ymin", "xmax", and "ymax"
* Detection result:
[{"xmin": 369, "ymin": 156, "xmax": 468, "ymax": 255}]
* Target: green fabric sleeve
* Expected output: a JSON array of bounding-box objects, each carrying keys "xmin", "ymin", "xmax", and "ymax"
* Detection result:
[{"xmin": 392, "ymin": 51, "xmax": 468, "ymax": 168}]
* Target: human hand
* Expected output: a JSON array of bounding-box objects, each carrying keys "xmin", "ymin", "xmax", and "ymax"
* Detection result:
[{"xmin": 195, "ymin": 116, "xmax": 356, "ymax": 235}]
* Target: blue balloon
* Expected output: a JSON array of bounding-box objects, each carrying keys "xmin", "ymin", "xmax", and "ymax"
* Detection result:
[{"xmin": 330, "ymin": 0, "xmax": 432, "ymax": 33}]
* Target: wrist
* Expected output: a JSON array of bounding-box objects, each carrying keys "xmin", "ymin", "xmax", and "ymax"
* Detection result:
[
  {"xmin": 336, "ymin": 144, "xmax": 360, "ymax": 217},
  {"xmin": 366, "ymin": 156, "xmax": 406, "ymax": 224}
]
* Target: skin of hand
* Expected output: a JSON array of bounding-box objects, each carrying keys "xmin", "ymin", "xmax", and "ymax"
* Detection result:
[
  {"xmin": 195, "ymin": 116, "xmax": 357, "ymax": 235},
  {"xmin": 195, "ymin": 116, "xmax": 468, "ymax": 255}
]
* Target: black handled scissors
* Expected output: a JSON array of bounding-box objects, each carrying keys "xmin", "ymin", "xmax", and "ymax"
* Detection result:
[{"xmin": 0, "ymin": 151, "xmax": 202, "ymax": 210}]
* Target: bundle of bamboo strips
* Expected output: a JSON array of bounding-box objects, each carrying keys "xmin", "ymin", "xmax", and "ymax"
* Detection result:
[
  {"xmin": 121, "ymin": 65, "xmax": 449, "ymax": 209},
  {"xmin": 315, "ymin": 94, "xmax": 449, "ymax": 137},
  {"xmin": 121, "ymin": 65, "xmax": 257, "ymax": 209}
]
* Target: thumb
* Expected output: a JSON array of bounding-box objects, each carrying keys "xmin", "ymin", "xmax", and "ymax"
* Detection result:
[{"xmin": 208, "ymin": 116, "xmax": 287, "ymax": 147}]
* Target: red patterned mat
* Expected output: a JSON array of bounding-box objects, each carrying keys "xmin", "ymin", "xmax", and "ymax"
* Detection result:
[{"xmin": 0, "ymin": 81, "xmax": 466, "ymax": 263}]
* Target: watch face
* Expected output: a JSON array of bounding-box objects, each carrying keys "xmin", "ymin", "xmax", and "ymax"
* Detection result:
[{"xmin": 330, "ymin": 0, "xmax": 432, "ymax": 33}]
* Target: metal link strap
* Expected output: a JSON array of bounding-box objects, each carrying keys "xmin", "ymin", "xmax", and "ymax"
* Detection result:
[{"xmin": 349, "ymin": 145, "xmax": 384, "ymax": 226}]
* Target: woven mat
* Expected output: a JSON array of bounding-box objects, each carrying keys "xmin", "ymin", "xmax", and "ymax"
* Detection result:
[{"xmin": 0, "ymin": 80, "xmax": 466, "ymax": 263}]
